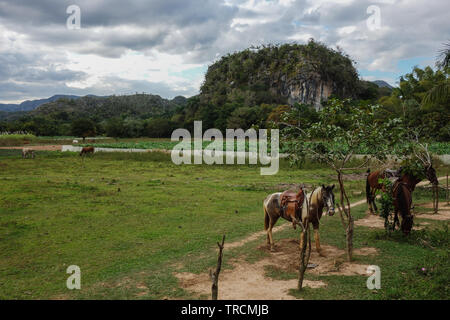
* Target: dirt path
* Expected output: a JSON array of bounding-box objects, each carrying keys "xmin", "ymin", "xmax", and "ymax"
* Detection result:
[
  {"xmin": 416, "ymin": 176, "xmax": 447, "ymax": 186},
  {"xmin": 0, "ymin": 145, "xmax": 62, "ymax": 151},
  {"xmin": 176, "ymin": 198, "xmax": 375, "ymax": 300},
  {"xmin": 176, "ymin": 180, "xmax": 448, "ymax": 300},
  {"xmin": 176, "ymin": 238, "xmax": 377, "ymax": 300}
]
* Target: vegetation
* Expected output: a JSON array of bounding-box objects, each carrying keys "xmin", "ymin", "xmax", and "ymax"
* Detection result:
[
  {"xmin": 0, "ymin": 41, "xmax": 396, "ymax": 139},
  {"xmin": 0, "ymin": 150, "xmax": 447, "ymax": 299},
  {"xmin": 0, "ymin": 132, "xmax": 36, "ymax": 146},
  {"xmin": 282, "ymin": 98, "xmax": 403, "ymax": 261},
  {"xmin": 377, "ymin": 66, "xmax": 449, "ymax": 141}
]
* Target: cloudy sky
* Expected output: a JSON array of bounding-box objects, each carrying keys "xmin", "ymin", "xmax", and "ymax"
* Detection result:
[{"xmin": 0, "ymin": 0, "xmax": 448, "ymax": 103}]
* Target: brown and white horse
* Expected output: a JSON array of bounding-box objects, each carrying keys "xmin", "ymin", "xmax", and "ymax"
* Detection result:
[{"xmin": 264, "ymin": 185, "xmax": 335, "ymax": 255}]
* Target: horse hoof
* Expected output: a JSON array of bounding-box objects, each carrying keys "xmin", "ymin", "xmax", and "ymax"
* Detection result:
[{"xmin": 270, "ymin": 246, "xmax": 276, "ymax": 252}]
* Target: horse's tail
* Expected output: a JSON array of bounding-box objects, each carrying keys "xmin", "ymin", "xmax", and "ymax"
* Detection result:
[
  {"xmin": 264, "ymin": 205, "xmax": 270, "ymax": 231},
  {"xmin": 366, "ymin": 170, "xmax": 371, "ymax": 204}
]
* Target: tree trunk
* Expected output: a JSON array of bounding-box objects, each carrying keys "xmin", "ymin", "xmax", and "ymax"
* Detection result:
[
  {"xmin": 210, "ymin": 235, "xmax": 225, "ymax": 300},
  {"xmin": 298, "ymin": 220, "xmax": 311, "ymax": 291},
  {"xmin": 433, "ymin": 185, "xmax": 439, "ymax": 214},
  {"xmin": 337, "ymin": 170, "xmax": 353, "ymax": 262}
]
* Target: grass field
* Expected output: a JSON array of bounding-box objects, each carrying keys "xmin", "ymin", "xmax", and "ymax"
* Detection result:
[{"xmin": 0, "ymin": 149, "xmax": 448, "ymax": 299}]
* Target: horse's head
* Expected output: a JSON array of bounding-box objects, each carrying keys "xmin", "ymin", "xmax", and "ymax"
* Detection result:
[
  {"xmin": 321, "ymin": 184, "xmax": 335, "ymax": 216},
  {"xmin": 425, "ymin": 165, "xmax": 438, "ymax": 185},
  {"xmin": 401, "ymin": 214, "xmax": 414, "ymax": 235}
]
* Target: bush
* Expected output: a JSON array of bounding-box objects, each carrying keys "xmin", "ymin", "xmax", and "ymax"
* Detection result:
[{"xmin": 0, "ymin": 132, "xmax": 36, "ymax": 146}]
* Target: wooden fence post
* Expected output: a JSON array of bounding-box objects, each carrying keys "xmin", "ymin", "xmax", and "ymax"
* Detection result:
[
  {"xmin": 447, "ymin": 173, "xmax": 449, "ymax": 205},
  {"xmin": 210, "ymin": 235, "xmax": 225, "ymax": 300}
]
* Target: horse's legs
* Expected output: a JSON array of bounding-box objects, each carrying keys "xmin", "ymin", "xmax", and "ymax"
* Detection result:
[
  {"xmin": 393, "ymin": 210, "xmax": 399, "ymax": 230},
  {"xmin": 268, "ymin": 216, "xmax": 278, "ymax": 251},
  {"xmin": 372, "ymin": 190, "xmax": 378, "ymax": 213},
  {"xmin": 367, "ymin": 187, "xmax": 374, "ymax": 214},
  {"xmin": 313, "ymin": 227, "xmax": 325, "ymax": 256},
  {"xmin": 264, "ymin": 208, "xmax": 270, "ymax": 245}
]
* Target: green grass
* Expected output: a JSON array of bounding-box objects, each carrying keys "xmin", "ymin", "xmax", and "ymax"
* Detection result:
[
  {"xmin": 268, "ymin": 203, "xmax": 449, "ymax": 300},
  {"xmin": 0, "ymin": 149, "xmax": 448, "ymax": 299},
  {"xmin": 0, "ymin": 150, "xmax": 340, "ymax": 299},
  {"xmin": 0, "ymin": 133, "xmax": 36, "ymax": 146}
]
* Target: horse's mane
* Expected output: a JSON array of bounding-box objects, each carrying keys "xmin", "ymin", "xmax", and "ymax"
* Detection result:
[{"xmin": 308, "ymin": 187, "xmax": 322, "ymax": 205}]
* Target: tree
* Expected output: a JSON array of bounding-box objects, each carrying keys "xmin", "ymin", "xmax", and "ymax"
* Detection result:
[
  {"xmin": 105, "ymin": 117, "xmax": 125, "ymax": 140},
  {"xmin": 282, "ymin": 98, "xmax": 402, "ymax": 261},
  {"xmin": 377, "ymin": 66, "xmax": 449, "ymax": 141},
  {"xmin": 145, "ymin": 118, "xmax": 173, "ymax": 138},
  {"xmin": 71, "ymin": 118, "xmax": 96, "ymax": 142},
  {"xmin": 423, "ymin": 42, "xmax": 450, "ymax": 111}
]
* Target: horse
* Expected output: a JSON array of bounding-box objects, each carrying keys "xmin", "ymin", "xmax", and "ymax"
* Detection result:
[
  {"xmin": 366, "ymin": 168, "xmax": 402, "ymax": 213},
  {"xmin": 22, "ymin": 148, "xmax": 35, "ymax": 159},
  {"xmin": 264, "ymin": 185, "xmax": 335, "ymax": 255},
  {"xmin": 392, "ymin": 180, "xmax": 414, "ymax": 235},
  {"xmin": 391, "ymin": 167, "xmax": 438, "ymax": 234},
  {"xmin": 366, "ymin": 164, "xmax": 438, "ymax": 213},
  {"xmin": 263, "ymin": 188, "xmax": 306, "ymax": 251},
  {"xmin": 80, "ymin": 146, "xmax": 94, "ymax": 156},
  {"xmin": 299, "ymin": 185, "xmax": 335, "ymax": 256}
]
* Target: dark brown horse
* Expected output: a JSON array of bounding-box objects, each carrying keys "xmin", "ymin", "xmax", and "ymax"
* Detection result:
[
  {"xmin": 392, "ymin": 180, "xmax": 414, "ymax": 235},
  {"xmin": 366, "ymin": 165, "xmax": 438, "ymax": 213},
  {"xmin": 392, "ymin": 168, "xmax": 438, "ymax": 234},
  {"xmin": 80, "ymin": 146, "xmax": 95, "ymax": 156}
]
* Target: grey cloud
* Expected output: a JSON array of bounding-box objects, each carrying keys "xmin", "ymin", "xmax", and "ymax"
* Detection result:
[{"xmin": 0, "ymin": 0, "xmax": 449, "ymax": 102}]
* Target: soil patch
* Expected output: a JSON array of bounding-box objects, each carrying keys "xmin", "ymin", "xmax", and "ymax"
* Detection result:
[
  {"xmin": 415, "ymin": 203, "xmax": 450, "ymax": 221},
  {"xmin": 176, "ymin": 239, "xmax": 376, "ymax": 300}
]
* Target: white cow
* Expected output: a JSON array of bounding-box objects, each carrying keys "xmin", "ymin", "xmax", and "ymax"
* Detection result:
[{"xmin": 73, "ymin": 139, "xmax": 79, "ymax": 144}]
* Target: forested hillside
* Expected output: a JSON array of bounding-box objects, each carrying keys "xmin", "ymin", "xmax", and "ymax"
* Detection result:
[{"xmin": 1, "ymin": 40, "xmax": 447, "ymax": 140}]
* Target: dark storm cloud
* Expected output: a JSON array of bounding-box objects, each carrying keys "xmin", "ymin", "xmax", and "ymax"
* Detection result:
[{"xmin": 0, "ymin": 0, "xmax": 237, "ymax": 59}]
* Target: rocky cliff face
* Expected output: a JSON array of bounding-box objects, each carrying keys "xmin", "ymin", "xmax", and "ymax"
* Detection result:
[
  {"xmin": 269, "ymin": 71, "xmax": 335, "ymax": 110},
  {"xmin": 200, "ymin": 42, "xmax": 358, "ymax": 110}
]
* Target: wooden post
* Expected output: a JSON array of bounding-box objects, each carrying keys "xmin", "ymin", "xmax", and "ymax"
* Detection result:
[
  {"xmin": 298, "ymin": 218, "xmax": 311, "ymax": 291},
  {"xmin": 435, "ymin": 185, "xmax": 439, "ymax": 214},
  {"xmin": 210, "ymin": 235, "xmax": 225, "ymax": 300},
  {"xmin": 447, "ymin": 173, "xmax": 449, "ymax": 205}
]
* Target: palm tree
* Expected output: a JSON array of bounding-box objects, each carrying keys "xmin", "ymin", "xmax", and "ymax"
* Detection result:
[
  {"xmin": 436, "ymin": 42, "xmax": 450, "ymax": 70},
  {"xmin": 422, "ymin": 42, "xmax": 449, "ymax": 107}
]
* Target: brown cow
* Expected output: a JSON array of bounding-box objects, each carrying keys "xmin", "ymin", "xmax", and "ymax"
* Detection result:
[{"xmin": 80, "ymin": 146, "xmax": 95, "ymax": 156}]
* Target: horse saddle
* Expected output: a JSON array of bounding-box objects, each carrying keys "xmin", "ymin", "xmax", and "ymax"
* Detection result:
[
  {"xmin": 383, "ymin": 169, "xmax": 401, "ymax": 185},
  {"xmin": 280, "ymin": 188, "xmax": 305, "ymax": 222}
]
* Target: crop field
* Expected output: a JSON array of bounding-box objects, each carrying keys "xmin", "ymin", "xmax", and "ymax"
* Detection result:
[
  {"xmin": 1, "ymin": 148, "xmax": 449, "ymax": 300},
  {"xmin": 77, "ymin": 140, "xmax": 450, "ymax": 155}
]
